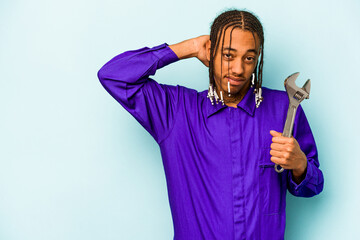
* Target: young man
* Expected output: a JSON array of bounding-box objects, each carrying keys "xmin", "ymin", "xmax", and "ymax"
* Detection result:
[{"xmin": 98, "ymin": 9, "xmax": 323, "ymax": 240}]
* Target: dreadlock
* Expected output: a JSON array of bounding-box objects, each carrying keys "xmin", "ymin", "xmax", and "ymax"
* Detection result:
[{"xmin": 209, "ymin": 9, "xmax": 264, "ymax": 95}]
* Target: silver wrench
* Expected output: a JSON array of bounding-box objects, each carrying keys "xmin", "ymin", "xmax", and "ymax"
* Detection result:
[{"xmin": 274, "ymin": 72, "xmax": 311, "ymax": 173}]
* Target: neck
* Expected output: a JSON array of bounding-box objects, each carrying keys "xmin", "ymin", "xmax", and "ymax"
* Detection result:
[{"xmin": 217, "ymin": 81, "xmax": 251, "ymax": 108}]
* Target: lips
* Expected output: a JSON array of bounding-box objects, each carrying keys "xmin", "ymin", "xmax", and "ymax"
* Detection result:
[{"xmin": 226, "ymin": 77, "xmax": 245, "ymax": 86}]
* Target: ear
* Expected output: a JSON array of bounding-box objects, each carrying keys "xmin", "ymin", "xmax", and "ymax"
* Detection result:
[{"xmin": 205, "ymin": 39, "xmax": 211, "ymax": 62}]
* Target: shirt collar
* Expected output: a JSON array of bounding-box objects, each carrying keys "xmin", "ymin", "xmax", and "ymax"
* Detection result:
[
  {"xmin": 205, "ymin": 86, "xmax": 256, "ymax": 118},
  {"xmin": 237, "ymin": 86, "xmax": 256, "ymax": 116}
]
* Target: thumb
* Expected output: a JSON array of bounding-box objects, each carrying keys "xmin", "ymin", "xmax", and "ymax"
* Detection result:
[{"xmin": 270, "ymin": 130, "xmax": 282, "ymax": 137}]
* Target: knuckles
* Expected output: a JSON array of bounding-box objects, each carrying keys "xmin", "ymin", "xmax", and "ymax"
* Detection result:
[
  {"xmin": 286, "ymin": 146, "xmax": 294, "ymax": 152},
  {"xmin": 288, "ymin": 138, "xmax": 296, "ymax": 145}
]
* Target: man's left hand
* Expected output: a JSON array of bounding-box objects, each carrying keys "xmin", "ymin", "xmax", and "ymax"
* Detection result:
[{"xmin": 269, "ymin": 130, "xmax": 307, "ymax": 183}]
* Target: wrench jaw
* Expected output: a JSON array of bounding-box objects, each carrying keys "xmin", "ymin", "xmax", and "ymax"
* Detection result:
[
  {"xmin": 284, "ymin": 72, "xmax": 300, "ymax": 90},
  {"xmin": 284, "ymin": 72, "xmax": 311, "ymax": 104},
  {"xmin": 302, "ymin": 79, "xmax": 311, "ymax": 99},
  {"xmin": 291, "ymin": 80, "xmax": 311, "ymax": 103}
]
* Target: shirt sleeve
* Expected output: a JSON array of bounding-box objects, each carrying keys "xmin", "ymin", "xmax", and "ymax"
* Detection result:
[
  {"xmin": 97, "ymin": 43, "xmax": 180, "ymax": 143},
  {"xmin": 287, "ymin": 104, "xmax": 324, "ymax": 197}
]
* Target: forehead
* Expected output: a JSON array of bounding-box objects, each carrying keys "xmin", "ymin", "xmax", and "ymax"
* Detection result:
[{"xmin": 218, "ymin": 27, "xmax": 260, "ymax": 53}]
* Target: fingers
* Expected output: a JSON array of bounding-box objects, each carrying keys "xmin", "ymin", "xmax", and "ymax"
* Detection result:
[
  {"xmin": 269, "ymin": 149, "xmax": 284, "ymax": 158},
  {"xmin": 270, "ymin": 147, "xmax": 290, "ymax": 168},
  {"xmin": 270, "ymin": 130, "xmax": 282, "ymax": 137},
  {"xmin": 271, "ymin": 142, "xmax": 295, "ymax": 153},
  {"xmin": 270, "ymin": 130, "xmax": 296, "ymax": 145},
  {"xmin": 269, "ymin": 130, "xmax": 305, "ymax": 170},
  {"xmin": 273, "ymin": 137, "xmax": 295, "ymax": 145},
  {"xmin": 270, "ymin": 156, "xmax": 290, "ymax": 168},
  {"xmin": 270, "ymin": 142, "xmax": 284, "ymax": 151},
  {"xmin": 202, "ymin": 60, "xmax": 210, "ymax": 67}
]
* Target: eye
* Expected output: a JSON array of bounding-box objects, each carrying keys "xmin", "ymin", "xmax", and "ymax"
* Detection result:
[
  {"xmin": 223, "ymin": 53, "xmax": 233, "ymax": 60},
  {"xmin": 245, "ymin": 56, "xmax": 255, "ymax": 63}
]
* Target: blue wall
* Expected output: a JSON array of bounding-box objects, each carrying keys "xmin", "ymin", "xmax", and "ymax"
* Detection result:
[{"xmin": 1, "ymin": 0, "xmax": 359, "ymax": 239}]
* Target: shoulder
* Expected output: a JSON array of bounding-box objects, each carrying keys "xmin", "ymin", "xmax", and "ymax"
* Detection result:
[
  {"xmin": 167, "ymin": 83, "xmax": 201, "ymax": 98},
  {"xmin": 259, "ymin": 86, "xmax": 289, "ymax": 114},
  {"xmin": 166, "ymin": 84, "xmax": 207, "ymax": 110},
  {"xmin": 261, "ymin": 86, "xmax": 289, "ymax": 106},
  {"xmin": 262, "ymin": 86, "xmax": 287, "ymax": 100}
]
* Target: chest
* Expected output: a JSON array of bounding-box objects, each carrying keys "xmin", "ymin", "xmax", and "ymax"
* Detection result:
[{"xmin": 175, "ymin": 106, "xmax": 285, "ymax": 155}]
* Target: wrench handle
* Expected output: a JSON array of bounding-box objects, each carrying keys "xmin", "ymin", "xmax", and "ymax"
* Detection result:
[
  {"xmin": 275, "ymin": 104, "xmax": 298, "ymax": 173},
  {"xmin": 282, "ymin": 105, "xmax": 298, "ymax": 138}
]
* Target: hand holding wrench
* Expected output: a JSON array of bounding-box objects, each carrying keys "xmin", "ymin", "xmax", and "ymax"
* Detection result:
[{"xmin": 274, "ymin": 72, "xmax": 311, "ymax": 173}]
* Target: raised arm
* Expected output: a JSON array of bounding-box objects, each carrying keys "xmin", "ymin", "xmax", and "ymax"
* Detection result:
[
  {"xmin": 169, "ymin": 35, "xmax": 210, "ymax": 67},
  {"xmin": 97, "ymin": 43, "xmax": 180, "ymax": 143},
  {"xmin": 97, "ymin": 36, "xmax": 210, "ymax": 143}
]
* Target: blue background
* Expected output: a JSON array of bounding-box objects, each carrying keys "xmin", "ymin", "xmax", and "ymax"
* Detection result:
[{"xmin": 1, "ymin": 0, "xmax": 359, "ymax": 239}]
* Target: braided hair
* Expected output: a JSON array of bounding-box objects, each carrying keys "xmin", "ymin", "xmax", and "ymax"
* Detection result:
[{"xmin": 209, "ymin": 9, "xmax": 264, "ymax": 95}]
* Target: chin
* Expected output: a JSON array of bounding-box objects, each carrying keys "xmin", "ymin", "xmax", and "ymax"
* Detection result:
[
  {"xmin": 224, "ymin": 84, "xmax": 245, "ymax": 93},
  {"xmin": 229, "ymin": 82, "xmax": 251, "ymax": 95}
]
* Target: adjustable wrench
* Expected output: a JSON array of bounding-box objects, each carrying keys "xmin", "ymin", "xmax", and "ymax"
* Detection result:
[{"xmin": 274, "ymin": 72, "xmax": 311, "ymax": 173}]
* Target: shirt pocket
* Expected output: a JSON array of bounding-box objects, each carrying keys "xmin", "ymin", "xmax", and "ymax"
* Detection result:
[{"xmin": 258, "ymin": 147, "xmax": 287, "ymax": 215}]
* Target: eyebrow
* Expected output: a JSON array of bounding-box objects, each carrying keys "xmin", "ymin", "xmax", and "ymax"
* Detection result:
[
  {"xmin": 223, "ymin": 47, "xmax": 258, "ymax": 55},
  {"xmin": 223, "ymin": 47, "xmax": 237, "ymax": 52}
]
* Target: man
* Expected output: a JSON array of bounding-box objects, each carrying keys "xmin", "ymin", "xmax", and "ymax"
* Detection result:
[{"xmin": 98, "ymin": 9, "xmax": 324, "ymax": 240}]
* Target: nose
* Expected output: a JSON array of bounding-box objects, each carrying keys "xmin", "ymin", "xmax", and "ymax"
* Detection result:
[{"xmin": 231, "ymin": 58, "xmax": 245, "ymax": 76}]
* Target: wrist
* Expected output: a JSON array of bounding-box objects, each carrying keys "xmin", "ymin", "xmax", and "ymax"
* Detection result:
[
  {"xmin": 292, "ymin": 159, "xmax": 308, "ymax": 183},
  {"xmin": 293, "ymin": 167, "xmax": 306, "ymax": 178}
]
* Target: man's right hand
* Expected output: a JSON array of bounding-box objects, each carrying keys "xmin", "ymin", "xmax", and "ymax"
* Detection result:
[{"xmin": 169, "ymin": 35, "xmax": 210, "ymax": 67}]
